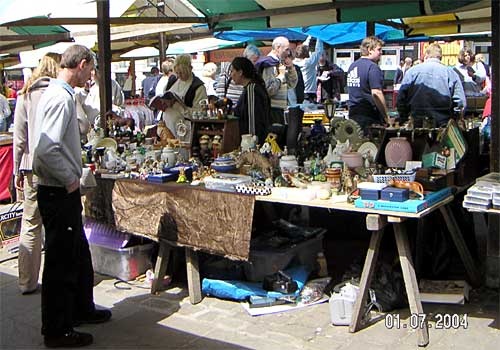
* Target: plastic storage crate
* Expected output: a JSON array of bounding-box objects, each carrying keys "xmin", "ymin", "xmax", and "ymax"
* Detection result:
[
  {"xmin": 372, "ymin": 172, "xmax": 416, "ymax": 184},
  {"xmin": 89, "ymin": 242, "xmax": 154, "ymax": 281},
  {"xmin": 85, "ymin": 219, "xmax": 154, "ymax": 281},
  {"xmin": 243, "ymin": 233, "xmax": 324, "ymax": 282}
]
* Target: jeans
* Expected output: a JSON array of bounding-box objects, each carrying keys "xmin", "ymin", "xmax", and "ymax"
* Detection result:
[
  {"xmin": 0, "ymin": 117, "xmax": 8, "ymax": 132},
  {"xmin": 37, "ymin": 186, "xmax": 95, "ymax": 336}
]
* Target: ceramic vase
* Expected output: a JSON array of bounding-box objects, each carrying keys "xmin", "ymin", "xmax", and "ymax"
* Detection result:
[
  {"xmin": 341, "ymin": 152, "xmax": 363, "ymax": 169},
  {"xmin": 161, "ymin": 147, "xmax": 176, "ymax": 167},
  {"xmin": 384, "ymin": 137, "xmax": 412, "ymax": 168}
]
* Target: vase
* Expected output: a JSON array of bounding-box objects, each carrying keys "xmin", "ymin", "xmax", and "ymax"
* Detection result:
[
  {"xmin": 161, "ymin": 147, "xmax": 176, "ymax": 167},
  {"xmin": 384, "ymin": 137, "xmax": 412, "ymax": 168},
  {"xmin": 341, "ymin": 152, "xmax": 363, "ymax": 169}
]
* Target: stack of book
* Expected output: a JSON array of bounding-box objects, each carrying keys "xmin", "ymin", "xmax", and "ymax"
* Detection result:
[{"xmin": 463, "ymin": 172, "xmax": 500, "ymax": 211}]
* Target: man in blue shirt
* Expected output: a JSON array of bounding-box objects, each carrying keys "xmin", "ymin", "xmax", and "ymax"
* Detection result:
[
  {"xmin": 141, "ymin": 66, "xmax": 160, "ymax": 102},
  {"xmin": 397, "ymin": 43, "xmax": 466, "ymax": 127},
  {"xmin": 346, "ymin": 36, "xmax": 388, "ymax": 133},
  {"xmin": 294, "ymin": 36, "xmax": 324, "ymax": 103}
]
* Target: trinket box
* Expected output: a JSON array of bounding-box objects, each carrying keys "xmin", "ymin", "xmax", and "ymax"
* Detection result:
[
  {"xmin": 380, "ymin": 187, "xmax": 409, "ymax": 202},
  {"xmin": 147, "ymin": 173, "xmax": 176, "ymax": 183},
  {"xmin": 359, "ymin": 189, "xmax": 380, "ymax": 200}
]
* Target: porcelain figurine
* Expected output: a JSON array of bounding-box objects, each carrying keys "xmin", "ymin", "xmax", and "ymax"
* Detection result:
[
  {"xmin": 265, "ymin": 133, "xmax": 282, "ymax": 155},
  {"xmin": 240, "ymin": 134, "xmax": 257, "ymax": 152},
  {"xmin": 176, "ymin": 167, "xmax": 188, "ymax": 183}
]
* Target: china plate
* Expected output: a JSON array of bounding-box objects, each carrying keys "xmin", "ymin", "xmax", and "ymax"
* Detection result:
[
  {"xmin": 95, "ymin": 137, "xmax": 118, "ymax": 151},
  {"xmin": 357, "ymin": 141, "xmax": 378, "ymax": 160}
]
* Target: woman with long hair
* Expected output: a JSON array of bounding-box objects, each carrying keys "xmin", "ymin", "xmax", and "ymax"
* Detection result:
[
  {"xmin": 231, "ymin": 56, "xmax": 271, "ymax": 146},
  {"xmin": 13, "ymin": 52, "xmax": 61, "ymax": 294}
]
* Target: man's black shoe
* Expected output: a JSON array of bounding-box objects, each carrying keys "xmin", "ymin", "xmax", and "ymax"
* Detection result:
[
  {"xmin": 74, "ymin": 309, "xmax": 112, "ymax": 326},
  {"xmin": 44, "ymin": 331, "xmax": 93, "ymax": 348}
]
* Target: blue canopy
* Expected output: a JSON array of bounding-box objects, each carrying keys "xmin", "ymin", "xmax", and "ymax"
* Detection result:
[{"xmin": 215, "ymin": 22, "xmax": 403, "ymax": 46}]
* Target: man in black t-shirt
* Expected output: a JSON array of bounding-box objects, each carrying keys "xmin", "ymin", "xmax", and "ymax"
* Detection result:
[{"xmin": 346, "ymin": 36, "xmax": 388, "ymax": 133}]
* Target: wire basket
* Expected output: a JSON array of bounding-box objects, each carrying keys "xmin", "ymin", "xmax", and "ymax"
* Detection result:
[{"xmin": 372, "ymin": 173, "xmax": 416, "ymax": 184}]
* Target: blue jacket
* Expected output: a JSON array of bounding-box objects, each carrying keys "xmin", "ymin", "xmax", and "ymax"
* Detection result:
[{"xmin": 396, "ymin": 58, "xmax": 466, "ymax": 126}]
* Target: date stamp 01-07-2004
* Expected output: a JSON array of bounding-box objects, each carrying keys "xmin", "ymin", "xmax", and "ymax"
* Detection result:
[{"xmin": 385, "ymin": 313, "xmax": 469, "ymax": 330}]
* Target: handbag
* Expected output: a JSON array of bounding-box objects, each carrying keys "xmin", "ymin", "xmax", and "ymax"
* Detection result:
[{"xmin": 262, "ymin": 270, "xmax": 298, "ymax": 294}]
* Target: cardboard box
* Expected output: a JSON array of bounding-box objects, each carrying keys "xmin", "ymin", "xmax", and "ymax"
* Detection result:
[{"xmin": 422, "ymin": 152, "xmax": 447, "ymax": 169}]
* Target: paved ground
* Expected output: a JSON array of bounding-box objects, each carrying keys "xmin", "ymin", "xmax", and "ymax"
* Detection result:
[{"xmin": 0, "ymin": 253, "xmax": 498, "ymax": 350}]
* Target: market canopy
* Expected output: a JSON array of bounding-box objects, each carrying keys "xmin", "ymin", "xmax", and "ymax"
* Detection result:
[
  {"xmin": 401, "ymin": 3, "xmax": 491, "ymax": 37},
  {"xmin": 187, "ymin": 0, "xmax": 489, "ymax": 31},
  {"xmin": 215, "ymin": 22, "xmax": 404, "ymax": 46},
  {"xmin": 0, "ymin": 0, "xmax": 209, "ymax": 60},
  {"xmin": 0, "ymin": 0, "xmax": 492, "ymax": 66},
  {"xmin": 119, "ymin": 38, "xmax": 244, "ymax": 58}
]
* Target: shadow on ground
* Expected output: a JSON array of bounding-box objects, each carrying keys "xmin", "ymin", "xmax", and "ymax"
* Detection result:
[{"xmin": 0, "ymin": 270, "xmax": 251, "ymax": 350}]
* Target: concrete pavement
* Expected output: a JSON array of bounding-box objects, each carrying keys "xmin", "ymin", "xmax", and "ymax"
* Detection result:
[{"xmin": 0, "ymin": 253, "xmax": 498, "ymax": 350}]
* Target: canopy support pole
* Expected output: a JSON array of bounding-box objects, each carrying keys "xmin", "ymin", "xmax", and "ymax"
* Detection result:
[
  {"xmin": 97, "ymin": 0, "xmax": 112, "ymax": 134},
  {"xmin": 158, "ymin": 1, "xmax": 166, "ymax": 64}
]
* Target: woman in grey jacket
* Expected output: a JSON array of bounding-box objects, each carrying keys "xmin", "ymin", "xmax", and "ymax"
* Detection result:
[{"xmin": 13, "ymin": 52, "xmax": 61, "ymax": 294}]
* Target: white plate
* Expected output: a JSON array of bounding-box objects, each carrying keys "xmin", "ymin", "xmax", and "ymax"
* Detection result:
[
  {"xmin": 95, "ymin": 137, "xmax": 118, "ymax": 151},
  {"xmin": 357, "ymin": 141, "xmax": 378, "ymax": 160}
]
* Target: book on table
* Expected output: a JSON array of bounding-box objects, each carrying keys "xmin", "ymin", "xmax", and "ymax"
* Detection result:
[{"xmin": 354, "ymin": 187, "xmax": 452, "ymax": 213}]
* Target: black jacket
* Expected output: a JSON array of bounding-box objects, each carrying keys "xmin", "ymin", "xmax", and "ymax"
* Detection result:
[{"xmin": 235, "ymin": 82, "xmax": 271, "ymax": 145}]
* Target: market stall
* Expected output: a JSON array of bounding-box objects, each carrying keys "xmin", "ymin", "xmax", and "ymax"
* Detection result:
[
  {"xmin": 0, "ymin": 133, "xmax": 13, "ymax": 202},
  {"xmin": 82, "ymin": 171, "xmax": 479, "ymax": 348}
]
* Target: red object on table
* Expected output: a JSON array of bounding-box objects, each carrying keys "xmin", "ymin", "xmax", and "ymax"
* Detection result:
[{"xmin": 0, "ymin": 144, "xmax": 13, "ymax": 201}]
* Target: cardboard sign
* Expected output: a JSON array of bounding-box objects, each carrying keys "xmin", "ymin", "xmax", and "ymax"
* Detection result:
[{"xmin": 0, "ymin": 202, "xmax": 23, "ymax": 252}]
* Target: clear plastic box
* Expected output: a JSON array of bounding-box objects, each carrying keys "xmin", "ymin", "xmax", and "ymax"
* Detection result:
[
  {"xmin": 243, "ymin": 233, "xmax": 324, "ymax": 282},
  {"xmin": 372, "ymin": 173, "xmax": 416, "ymax": 183},
  {"xmin": 204, "ymin": 174, "xmax": 252, "ymax": 192},
  {"xmin": 89, "ymin": 242, "xmax": 154, "ymax": 281}
]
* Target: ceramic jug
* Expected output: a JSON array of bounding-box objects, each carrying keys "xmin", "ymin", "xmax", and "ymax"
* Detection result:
[
  {"xmin": 240, "ymin": 134, "xmax": 257, "ymax": 152},
  {"xmin": 279, "ymin": 155, "xmax": 299, "ymax": 174},
  {"xmin": 161, "ymin": 147, "xmax": 176, "ymax": 167},
  {"xmin": 385, "ymin": 137, "xmax": 412, "ymax": 168}
]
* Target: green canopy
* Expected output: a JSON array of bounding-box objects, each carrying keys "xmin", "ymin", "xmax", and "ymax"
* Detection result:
[{"xmin": 187, "ymin": 0, "xmax": 487, "ymax": 31}]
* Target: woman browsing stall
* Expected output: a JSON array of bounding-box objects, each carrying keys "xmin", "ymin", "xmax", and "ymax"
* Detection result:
[{"xmin": 231, "ymin": 57, "xmax": 271, "ymax": 146}]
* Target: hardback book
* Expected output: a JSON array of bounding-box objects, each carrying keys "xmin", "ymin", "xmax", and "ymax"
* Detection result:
[
  {"xmin": 354, "ymin": 187, "xmax": 452, "ymax": 213},
  {"xmin": 419, "ymin": 279, "xmax": 470, "ymax": 305}
]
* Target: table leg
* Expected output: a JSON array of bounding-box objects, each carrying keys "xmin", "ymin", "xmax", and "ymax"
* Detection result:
[
  {"xmin": 393, "ymin": 222, "xmax": 429, "ymax": 347},
  {"xmin": 349, "ymin": 229, "xmax": 384, "ymax": 332},
  {"xmin": 185, "ymin": 247, "xmax": 202, "ymax": 304},
  {"xmin": 439, "ymin": 205, "xmax": 482, "ymax": 287},
  {"xmin": 151, "ymin": 241, "xmax": 171, "ymax": 294}
]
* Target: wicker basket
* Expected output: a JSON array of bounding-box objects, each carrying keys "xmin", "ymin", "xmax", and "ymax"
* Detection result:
[{"xmin": 372, "ymin": 173, "xmax": 416, "ymax": 184}]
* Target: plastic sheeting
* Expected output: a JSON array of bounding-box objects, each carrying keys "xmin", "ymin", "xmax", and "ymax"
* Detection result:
[{"xmin": 202, "ymin": 265, "xmax": 310, "ymax": 301}]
